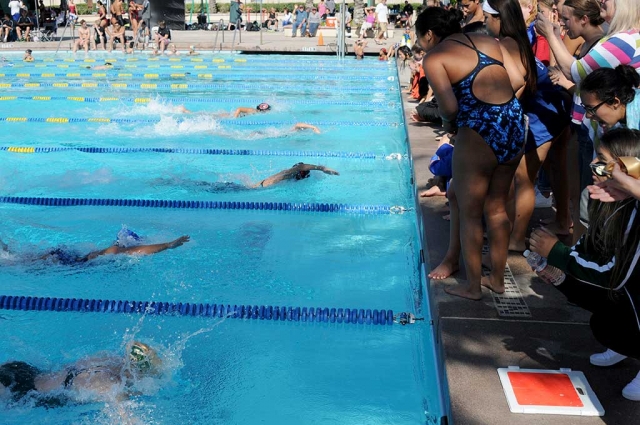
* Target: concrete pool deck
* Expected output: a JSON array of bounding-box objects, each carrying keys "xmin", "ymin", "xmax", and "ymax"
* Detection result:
[
  {"xmin": 2, "ymin": 23, "xmax": 638, "ymax": 424},
  {"xmin": 406, "ymin": 97, "xmax": 640, "ymax": 424}
]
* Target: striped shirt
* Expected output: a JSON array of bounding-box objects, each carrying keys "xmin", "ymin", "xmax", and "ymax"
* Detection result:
[{"xmin": 570, "ymin": 30, "xmax": 640, "ymax": 138}]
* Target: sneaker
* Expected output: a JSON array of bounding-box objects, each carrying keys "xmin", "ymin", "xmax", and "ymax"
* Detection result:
[
  {"xmin": 534, "ymin": 187, "xmax": 553, "ymax": 209},
  {"xmin": 590, "ymin": 349, "xmax": 627, "ymax": 366},
  {"xmin": 623, "ymin": 371, "xmax": 640, "ymax": 401}
]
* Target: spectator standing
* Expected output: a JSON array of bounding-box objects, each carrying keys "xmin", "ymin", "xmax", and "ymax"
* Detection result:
[
  {"xmin": 308, "ymin": 7, "xmax": 321, "ymax": 36},
  {"xmin": 292, "ymin": 4, "xmax": 307, "ymax": 37},
  {"xmin": 375, "ymin": 0, "xmax": 389, "ymax": 44},
  {"xmin": 326, "ymin": 0, "xmax": 335, "ymax": 16},
  {"xmin": 229, "ymin": 0, "xmax": 243, "ymax": 30},
  {"xmin": 8, "ymin": 0, "xmax": 21, "ymax": 21},
  {"xmin": 460, "ymin": 0, "xmax": 484, "ymax": 33},
  {"xmin": 318, "ymin": 0, "xmax": 327, "ymax": 20},
  {"xmin": 140, "ymin": 0, "xmax": 150, "ymax": 29}
]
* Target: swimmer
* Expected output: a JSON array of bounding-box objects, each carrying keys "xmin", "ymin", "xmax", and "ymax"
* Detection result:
[
  {"xmin": 156, "ymin": 162, "xmax": 338, "ymax": 192},
  {"xmin": 0, "ymin": 341, "xmax": 162, "ymax": 407},
  {"xmin": 23, "ymin": 49, "xmax": 33, "ymax": 62},
  {"xmin": 176, "ymin": 102, "xmax": 272, "ymax": 119},
  {"xmin": 0, "ymin": 229, "xmax": 190, "ymax": 266},
  {"xmin": 187, "ymin": 45, "xmax": 200, "ymax": 56},
  {"xmin": 166, "ymin": 43, "xmax": 180, "ymax": 55},
  {"xmin": 85, "ymin": 62, "xmax": 114, "ymax": 70},
  {"xmin": 354, "ymin": 39, "xmax": 367, "ymax": 60}
]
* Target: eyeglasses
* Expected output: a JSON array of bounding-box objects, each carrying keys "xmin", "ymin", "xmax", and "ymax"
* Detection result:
[
  {"xmin": 584, "ymin": 99, "xmax": 609, "ymax": 116},
  {"xmin": 590, "ymin": 161, "xmax": 613, "ymax": 177}
]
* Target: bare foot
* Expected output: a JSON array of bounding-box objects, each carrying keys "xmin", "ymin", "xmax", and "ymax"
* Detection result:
[
  {"xmin": 481, "ymin": 276, "xmax": 505, "ymax": 294},
  {"xmin": 420, "ymin": 186, "xmax": 446, "ymax": 197},
  {"xmin": 428, "ymin": 259, "xmax": 459, "ymax": 280},
  {"xmin": 444, "ymin": 284, "xmax": 483, "ymax": 300}
]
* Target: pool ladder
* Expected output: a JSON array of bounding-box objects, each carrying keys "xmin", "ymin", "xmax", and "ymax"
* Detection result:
[{"xmin": 212, "ymin": 19, "xmax": 225, "ymax": 52}]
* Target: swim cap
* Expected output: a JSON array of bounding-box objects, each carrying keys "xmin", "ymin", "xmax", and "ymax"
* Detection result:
[
  {"xmin": 257, "ymin": 102, "xmax": 271, "ymax": 112},
  {"xmin": 115, "ymin": 226, "xmax": 141, "ymax": 247},
  {"xmin": 128, "ymin": 341, "xmax": 162, "ymax": 375}
]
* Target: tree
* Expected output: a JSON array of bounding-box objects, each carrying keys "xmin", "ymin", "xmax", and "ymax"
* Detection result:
[
  {"xmin": 305, "ymin": 0, "xmax": 314, "ymax": 9},
  {"xmin": 353, "ymin": 0, "xmax": 365, "ymax": 35},
  {"xmin": 211, "ymin": 0, "xmax": 218, "ymax": 14}
]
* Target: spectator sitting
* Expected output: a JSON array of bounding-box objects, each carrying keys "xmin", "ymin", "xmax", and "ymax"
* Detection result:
[
  {"xmin": 266, "ymin": 8, "xmax": 278, "ymax": 31},
  {"xmin": 155, "ymin": 20, "xmax": 171, "ymax": 54},
  {"xmin": 16, "ymin": 9, "xmax": 32, "ymax": 41},
  {"xmin": 307, "ymin": 7, "xmax": 321, "ymax": 37},
  {"xmin": 281, "ymin": 8, "xmax": 292, "ymax": 27},
  {"xmin": 135, "ymin": 20, "xmax": 149, "ymax": 50},
  {"xmin": 106, "ymin": 22, "xmax": 126, "ymax": 52},
  {"xmin": 23, "ymin": 48, "xmax": 33, "ymax": 62},
  {"xmin": 1, "ymin": 13, "xmax": 14, "ymax": 42},
  {"xmin": 361, "ymin": 8, "xmax": 375, "ymax": 38},
  {"xmin": 402, "ymin": 0, "xmax": 414, "ymax": 26},
  {"xmin": 72, "ymin": 19, "xmax": 90, "ymax": 53},
  {"xmin": 292, "ymin": 5, "xmax": 307, "ymax": 37}
]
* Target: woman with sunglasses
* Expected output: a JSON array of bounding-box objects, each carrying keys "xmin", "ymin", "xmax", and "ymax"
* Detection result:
[{"xmin": 530, "ymin": 128, "xmax": 640, "ymax": 401}]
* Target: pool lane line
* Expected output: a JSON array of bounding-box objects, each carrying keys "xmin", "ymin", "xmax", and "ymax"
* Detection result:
[
  {"xmin": 23, "ymin": 63, "xmax": 392, "ymax": 73},
  {"xmin": 0, "ymin": 82, "xmax": 397, "ymax": 92},
  {"xmin": 0, "ymin": 96, "xmax": 396, "ymax": 108},
  {"xmin": 2, "ymin": 146, "xmax": 382, "ymax": 160},
  {"xmin": 0, "ymin": 117, "xmax": 399, "ymax": 127},
  {"xmin": 0, "ymin": 295, "xmax": 422, "ymax": 326},
  {"xmin": 0, "ymin": 72, "xmax": 396, "ymax": 82},
  {"xmin": 31, "ymin": 57, "xmax": 392, "ymax": 66},
  {"xmin": 0, "ymin": 196, "xmax": 411, "ymax": 215}
]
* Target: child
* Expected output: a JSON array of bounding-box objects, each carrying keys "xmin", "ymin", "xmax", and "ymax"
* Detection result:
[{"xmin": 23, "ymin": 49, "xmax": 33, "ymax": 62}]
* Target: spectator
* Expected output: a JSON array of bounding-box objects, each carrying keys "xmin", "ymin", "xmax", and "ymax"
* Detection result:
[
  {"xmin": 374, "ymin": 0, "xmax": 389, "ymax": 44},
  {"xmin": 292, "ymin": 4, "xmax": 307, "ymax": 38},
  {"xmin": 15, "ymin": 9, "xmax": 32, "ymax": 41},
  {"xmin": 1, "ymin": 13, "xmax": 14, "ymax": 42},
  {"xmin": 402, "ymin": 0, "xmax": 414, "ymax": 26},
  {"xmin": 229, "ymin": 0, "xmax": 243, "ymax": 30},
  {"xmin": 308, "ymin": 7, "xmax": 321, "ymax": 37},
  {"xmin": 110, "ymin": 0, "xmax": 124, "ymax": 26},
  {"xmin": 281, "ymin": 8, "xmax": 292, "ymax": 27},
  {"xmin": 72, "ymin": 19, "xmax": 90, "ymax": 53},
  {"xmin": 318, "ymin": 0, "xmax": 327, "ymax": 20},
  {"xmin": 135, "ymin": 20, "xmax": 149, "ymax": 49},
  {"xmin": 155, "ymin": 20, "xmax": 171, "ymax": 54},
  {"xmin": 141, "ymin": 0, "xmax": 150, "ymax": 29},
  {"xmin": 459, "ymin": 0, "xmax": 484, "ymax": 33},
  {"xmin": 8, "ymin": 0, "xmax": 21, "ymax": 21},
  {"xmin": 266, "ymin": 7, "xmax": 278, "ymax": 31},
  {"xmin": 361, "ymin": 7, "xmax": 375, "ymax": 38},
  {"xmin": 68, "ymin": 0, "xmax": 77, "ymax": 23},
  {"xmin": 107, "ymin": 22, "xmax": 126, "ymax": 52},
  {"xmin": 128, "ymin": 0, "xmax": 142, "ymax": 37},
  {"xmin": 326, "ymin": 0, "xmax": 336, "ymax": 16},
  {"xmin": 354, "ymin": 38, "xmax": 366, "ymax": 59}
]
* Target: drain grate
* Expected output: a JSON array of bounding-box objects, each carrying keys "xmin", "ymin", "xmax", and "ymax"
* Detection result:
[{"xmin": 482, "ymin": 246, "xmax": 531, "ymax": 318}]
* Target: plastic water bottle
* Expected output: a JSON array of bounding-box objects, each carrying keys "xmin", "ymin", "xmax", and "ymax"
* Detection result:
[{"xmin": 523, "ymin": 250, "xmax": 566, "ymax": 286}]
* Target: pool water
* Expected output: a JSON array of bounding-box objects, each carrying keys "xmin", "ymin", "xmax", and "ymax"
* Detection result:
[{"xmin": 0, "ymin": 53, "xmax": 445, "ymax": 425}]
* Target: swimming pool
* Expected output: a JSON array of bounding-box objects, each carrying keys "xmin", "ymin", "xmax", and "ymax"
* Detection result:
[{"xmin": 0, "ymin": 52, "xmax": 448, "ymax": 424}]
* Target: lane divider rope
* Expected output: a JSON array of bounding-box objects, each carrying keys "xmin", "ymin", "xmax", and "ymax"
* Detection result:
[
  {"xmin": 0, "ymin": 96, "xmax": 395, "ymax": 107},
  {"xmin": 1, "ymin": 146, "xmax": 379, "ymax": 159},
  {"xmin": 0, "ymin": 196, "xmax": 411, "ymax": 214},
  {"xmin": 0, "ymin": 82, "xmax": 397, "ymax": 92},
  {"xmin": 0, "ymin": 72, "xmax": 395, "ymax": 82},
  {"xmin": 32, "ymin": 57, "xmax": 392, "ymax": 65},
  {"xmin": 0, "ymin": 295, "xmax": 396, "ymax": 325},
  {"xmin": 0, "ymin": 117, "xmax": 399, "ymax": 127},
  {"xmin": 24, "ymin": 64, "xmax": 391, "ymax": 72}
]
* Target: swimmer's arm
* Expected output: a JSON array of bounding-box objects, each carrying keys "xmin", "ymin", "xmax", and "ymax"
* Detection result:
[
  {"xmin": 297, "ymin": 163, "xmax": 339, "ymax": 175},
  {"xmin": 422, "ymin": 52, "xmax": 458, "ymax": 124},
  {"xmin": 498, "ymin": 38, "xmax": 526, "ymax": 98},
  {"xmin": 233, "ymin": 107, "xmax": 256, "ymax": 118},
  {"xmin": 292, "ymin": 123, "xmax": 320, "ymax": 133},
  {"xmin": 119, "ymin": 235, "xmax": 191, "ymax": 255}
]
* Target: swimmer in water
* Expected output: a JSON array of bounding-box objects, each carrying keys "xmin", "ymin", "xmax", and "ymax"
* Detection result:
[
  {"xmin": 0, "ymin": 341, "xmax": 162, "ymax": 407},
  {"xmin": 84, "ymin": 62, "xmax": 115, "ymax": 70},
  {"xmin": 157, "ymin": 162, "xmax": 339, "ymax": 192},
  {"xmin": 23, "ymin": 49, "xmax": 33, "ymax": 62},
  {"xmin": 187, "ymin": 45, "xmax": 200, "ymax": 56},
  {"xmin": 176, "ymin": 102, "xmax": 273, "ymax": 118},
  {"xmin": 0, "ymin": 228, "xmax": 190, "ymax": 266}
]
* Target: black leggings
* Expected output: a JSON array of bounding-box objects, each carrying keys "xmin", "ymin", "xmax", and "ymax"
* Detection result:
[{"xmin": 557, "ymin": 277, "xmax": 640, "ymax": 359}]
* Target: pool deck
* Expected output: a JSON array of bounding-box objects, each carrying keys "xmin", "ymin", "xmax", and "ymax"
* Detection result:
[
  {"xmin": 3, "ymin": 22, "xmax": 639, "ymax": 424},
  {"xmin": 405, "ymin": 97, "xmax": 640, "ymax": 423}
]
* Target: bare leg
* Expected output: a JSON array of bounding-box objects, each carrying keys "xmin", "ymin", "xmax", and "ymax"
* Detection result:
[
  {"xmin": 444, "ymin": 128, "xmax": 507, "ymax": 300},
  {"xmin": 543, "ymin": 126, "xmax": 572, "ymax": 235},
  {"xmin": 429, "ymin": 183, "xmax": 460, "ymax": 280},
  {"xmin": 509, "ymin": 141, "xmax": 551, "ymax": 252},
  {"xmin": 420, "ymin": 185, "xmax": 446, "ymax": 197}
]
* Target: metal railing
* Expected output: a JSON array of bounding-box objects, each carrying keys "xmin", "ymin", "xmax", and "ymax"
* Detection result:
[
  {"xmin": 230, "ymin": 19, "xmax": 242, "ymax": 52},
  {"xmin": 213, "ymin": 19, "xmax": 225, "ymax": 52}
]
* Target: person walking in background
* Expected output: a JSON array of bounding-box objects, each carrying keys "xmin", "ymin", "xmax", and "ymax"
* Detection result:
[
  {"xmin": 374, "ymin": 0, "xmax": 389, "ymax": 44},
  {"xmin": 318, "ymin": 0, "xmax": 327, "ymax": 21},
  {"xmin": 228, "ymin": 0, "xmax": 243, "ymax": 30}
]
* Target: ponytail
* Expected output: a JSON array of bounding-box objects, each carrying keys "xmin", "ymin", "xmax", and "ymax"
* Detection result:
[{"xmin": 580, "ymin": 65, "xmax": 640, "ymax": 105}]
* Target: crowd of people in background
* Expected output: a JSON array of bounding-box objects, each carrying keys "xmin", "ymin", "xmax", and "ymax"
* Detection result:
[{"xmin": 404, "ymin": 0, "xmax": 640, "ymax": 403}]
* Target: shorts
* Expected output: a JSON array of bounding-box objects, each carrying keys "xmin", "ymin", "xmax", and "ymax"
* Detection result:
[
  {"xmin": 159, "ymin": 37, "xmax": 170, "ymax": 46},
  {"xmin": 378, "ymin": 22, "xmax": 388, "ymax": 32}
]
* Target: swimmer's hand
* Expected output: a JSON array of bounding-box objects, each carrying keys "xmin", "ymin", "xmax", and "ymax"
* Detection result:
[
  {"xmin": 169, "ymin": 235, "xmax": 190, "ymax": 248},
  {"xmin": 321, "ymin": 166, "xmax": 339, "ymax": 175}
]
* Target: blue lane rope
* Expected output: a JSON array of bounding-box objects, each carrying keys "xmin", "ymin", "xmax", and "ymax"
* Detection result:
[
  {"xmin": 1, "ymin": 96, "xmax": 395, "ymax": 107},
  {"xmin": 19, "ymin": 64, "xmax": 392, "ymax": 73},
  {"xmin": 0, "ymin": 196, "xmax": 397, "ymax": 214},
  {"xmin": 24, "ymin": 58, "xmax": 392, "ymax": 66},
  {"xmin": 0, "ymin": 117, "xmax": 398, "ymax": 127},
  {"xmin": 0, "ymin": 72, "xmax": 393, "ymax": 82},
  {"xmin": 0, "ymin": 82, "xmax": 396, "ymax": 92},
  {"xmin": 0, "ymin": 295, "xmax": 394, "ymax": 325},
  {"xmin": 1, "ymin": 146, "xmax": 378, "ymax": 159}
]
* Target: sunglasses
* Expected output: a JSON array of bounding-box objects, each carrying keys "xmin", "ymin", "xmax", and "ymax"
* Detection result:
[
  {"xmin": 590, "ymin": 161, "xmax": 612, "ymax": 177},
  {"xmin": 584, "ymin": 99, "xmax": 609, "ymax": 116}
]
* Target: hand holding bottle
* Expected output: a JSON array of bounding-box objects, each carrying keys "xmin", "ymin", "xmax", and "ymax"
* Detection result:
[{"xmin": 529, "ymin": 227, "xmax": 559, "ymax": 258}]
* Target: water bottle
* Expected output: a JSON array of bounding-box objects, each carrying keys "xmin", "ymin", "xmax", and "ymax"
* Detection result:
[{"xmin": 523, "ymin": 250, "xmax": 566, "ymax": 286}]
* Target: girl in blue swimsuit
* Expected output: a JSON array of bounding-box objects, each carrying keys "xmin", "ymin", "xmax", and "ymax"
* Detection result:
[{"xmin": 416, "ymin": 7, "xmax": 527, "ymax": 300}]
